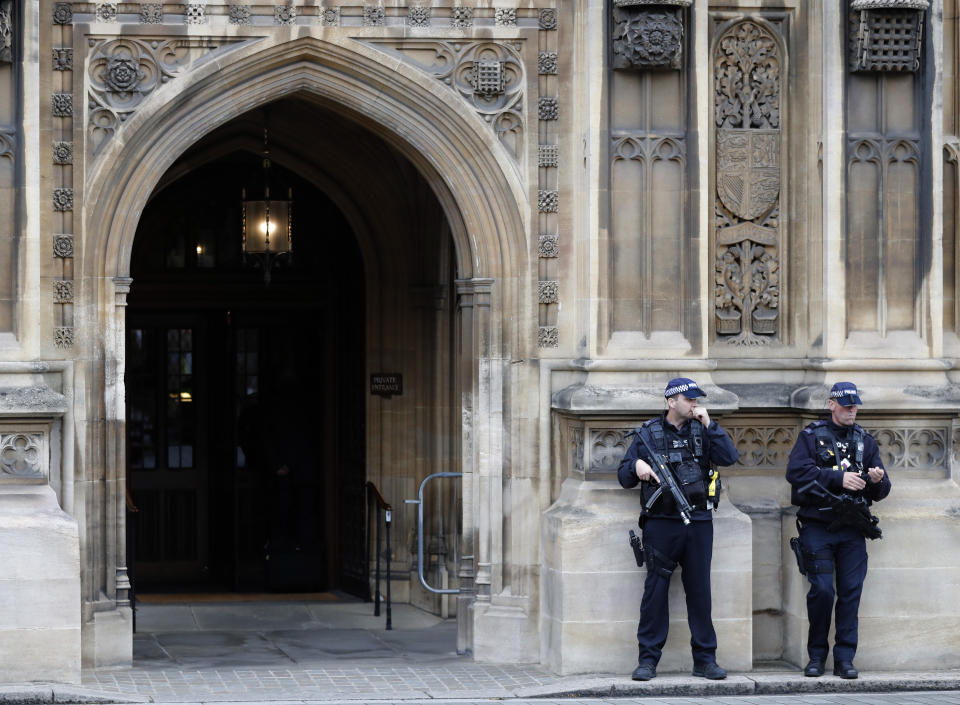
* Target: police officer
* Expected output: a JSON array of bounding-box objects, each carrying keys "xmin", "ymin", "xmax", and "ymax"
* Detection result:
[
  {"xmin": 786, "ymin": 381, "xmax": 891, "ymax": 679},
  {"xmin": 617, "ymin": 378, "xmax": 739, "ymax": 681}
]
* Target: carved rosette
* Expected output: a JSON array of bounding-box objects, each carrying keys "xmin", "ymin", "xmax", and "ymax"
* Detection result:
[
  {"xmin": 408, "ymin": 6, "xmax": 430, "ymax": 27},
  {"xmin": 538, "ymin": 280, "xmax": 558, "ymax": 303},
  {"xmin": 538, "ymin": 326, "xmax": 559, "ymax": 348},
  {"xmin": 538, "ymin": 51, "xmax": 558, "ymax": 75},
  {"xmin": 362, "ymin": 40, "xmax": 524, "ymax": 160},
  {"xmin": 538, "ymin": 233, "xmax": 559, "ymax": 258},
  {"xmin": 54, "ymin": 327, "xmax": 74, "ymax": 348},
  {"xmin": 713, "ymin": 20, "xmax": 783, "ymax": 345},
  {"xmin": 140, "ymin": 4, "xmax": 163, "ymax": 24},
  {"xmin": 53, "ymin": 234, "xmax": 74, "ymax": 258},
  {"xmin": 495, "ymin": 8, "xmax": 516, "ymax": 26},
  {"xmin": 611, "ymin": 4, "xmax": 686, "ymax": 70},
  {"xmin": 363, "ymin": 5, "xmax": 385, "ymax": 26},
  {"xmin": 88, "ymin": 38, "xmax": 224, "ymax": 153},
  {"xmin": 53, "ymin": 48, "xmax": 73, "ymax": 71},
  {"xmin": 538, "ymin": 190, "xmax": 559, "ymax": 213},
  {"xmin": 0, "ymin": 433, "xmax": 45, "ymax": 479},
  {"xmin": 229, "ymin": 5, "xmax": 251, "ymax": 25},
  {"xmin": 318, "ymin": 7, "xmax": 340, "ymax": 26},
  {"xmin": 274, "ymin": 5, "xmax": 296, "ymax": 25},
  {"xmin": 451, "ymin": 6, "xmax": 473, "ymax": 28}
]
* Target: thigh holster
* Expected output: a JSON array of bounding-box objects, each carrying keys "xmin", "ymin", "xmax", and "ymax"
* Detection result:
[
  {"xmin": 643, "ymin": 544, "xmax": 677, "ymax": 578},
  {"xmin": 803, "ymin": 548, "xmax": 834, "ymax": 574}
]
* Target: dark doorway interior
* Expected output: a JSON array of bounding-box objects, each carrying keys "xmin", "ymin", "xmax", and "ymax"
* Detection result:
[{"xmin": 126, "ymin": 149, "xmax": 367, "ymax": 597}]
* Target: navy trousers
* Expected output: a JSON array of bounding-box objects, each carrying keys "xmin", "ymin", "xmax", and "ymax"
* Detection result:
[
  {"xmin": 799, "ymin": 522, "xmax": 868, "ymax": 664},
  {"xmin": 637, "ymin": 518, "xmax": 717, "ymax": 666}
]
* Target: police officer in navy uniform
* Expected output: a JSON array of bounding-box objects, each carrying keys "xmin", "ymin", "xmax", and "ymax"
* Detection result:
[
  {"xmin": 786, "ymin": 381, "xmax": 891, "ymax": 679},
  {"xmin": 617, "ymin": 378, "xmax": 739, "ymax": 682}
]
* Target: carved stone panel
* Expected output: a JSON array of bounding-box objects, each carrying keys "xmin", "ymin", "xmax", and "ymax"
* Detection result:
[
  {"xmin": 850, "ymin": 4, "xmax": 927, "ymax": 73},
  {"xmin": 53, "ymin": 48, "xmax": 73, "ymax": 71},
  {"xmin": 589, "ymin": 428, "xmax": 630, "ymax": 473},
  {"xmin": 0, "ymin": 127, "xmax": 13, "ymax": 161},
  {"xmin": 361, "ymin": 40, "xmax": 524, "ymax": 160},
  {"xmin": 713, "ymin": 19, "xmax": 783, "ymax": 345},
  {"xmin": 87, "ymin": 38, "xmax": 230, "ymax": 154},
  {"xmin": 611, "ymin": 6, "xmax": 684, "ymax": 70},
  {"xmin": 863, "ymin": 422, "xmax": 949, "ymax": 472},
  {"xmin": 0, "ymin": 0, "xmax": 12, "ymax": 63},
  {"xmin": 0, "ymin": 432, "xmax": 47, "ymax": 480},
  {"xmin": 726, "ymin": 422, "xmax": 799, "ymax": 471}
]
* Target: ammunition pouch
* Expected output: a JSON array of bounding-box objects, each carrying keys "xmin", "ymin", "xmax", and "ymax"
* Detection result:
[
  {"xmin": 675, "ymin": 460, "xmax": 707, "ymax": 509},
  {"xmin": 643, "ymin": 544, "xmax": 677, "ymax": 579}
]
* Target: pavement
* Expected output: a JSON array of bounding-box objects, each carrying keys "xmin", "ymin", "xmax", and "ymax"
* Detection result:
[{"xmin": 1, "ymin": 597, "xmax": 959, "ymax": 704}]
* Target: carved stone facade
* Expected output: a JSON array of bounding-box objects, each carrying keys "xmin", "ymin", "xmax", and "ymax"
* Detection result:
[
  {"xmin": 1, "ymin": 0, "xmax": 960, "ymax": 686},
  {"xmin": 714, "ymin": 20, "xmax": 783, "ymax": 344}
]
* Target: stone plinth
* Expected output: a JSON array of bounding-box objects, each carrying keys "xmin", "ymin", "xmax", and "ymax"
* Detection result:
[
  {"xmin": 541, "ymin": 478, "xmax": 752, "ymax": 675},
  {"xmin": 0, "ymin": 485, "xmax": 80, "ymax": 683}
]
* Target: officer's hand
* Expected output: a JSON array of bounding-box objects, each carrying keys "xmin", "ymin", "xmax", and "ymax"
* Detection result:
[
  {"xmin": 693, "ymin": 408, "xmax": 711, "ymax": 427},
  {"xmin": 635, "ymin": 459, "xmax": 659, "ymax": 483},
  {"xmin": 866, "ymin": 466, "xmax": 885, "ymax": 484},
  {"xmin": 841, "ymin": 472, "xmax": 866, "ymax": 491}
]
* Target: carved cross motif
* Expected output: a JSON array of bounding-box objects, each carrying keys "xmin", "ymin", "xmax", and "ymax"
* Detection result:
[{"xmin": 53, "ymin": 48, "xmax": 73, "ymax": 71}]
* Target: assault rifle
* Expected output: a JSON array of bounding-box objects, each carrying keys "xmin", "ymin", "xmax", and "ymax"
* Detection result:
[
  {"xmin": 798, "ymin": 479, "xmax": 882, "ymax": 540},
  {"xmin": 637, "ymin": 430, "xmax": 694, "ymax": 525}
]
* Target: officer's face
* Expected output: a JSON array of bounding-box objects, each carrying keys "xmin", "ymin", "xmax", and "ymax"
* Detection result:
[
  {"xmin": 829, "ymin": 399, "xmax": 858, "ymax": 426},
  {"xmin": 669, "ymin": 394, "xmax": 699, "ymax": 420}
]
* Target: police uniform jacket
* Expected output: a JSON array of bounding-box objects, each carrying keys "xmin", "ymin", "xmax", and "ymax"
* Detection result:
[
  {"xmin": 617, "ymin": 415, "xmax": 739, "ymax": 521},
  {"xmin": 786, "ymin": 419, "xmax": 891, "ymax": 526}
]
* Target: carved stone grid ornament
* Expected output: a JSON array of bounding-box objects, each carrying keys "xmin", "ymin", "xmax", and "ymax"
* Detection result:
[
  {"xmin": 319, "ymin": 7, "xmax": 340, "ymax": 25},
  {"xmin": 53, "ymin": 234, "xmax": 74, "ymax": 258},
  {"xmin": 53, "ymin": 280, "xmax": 74, "ymax": 303},
  {"xmin": 53, "ymin": 3, "xmax": 73, "ymax": 25},
  {"xmin": 538, "ymin": 325, "xmax": 559, "ymax": 348},
  {"xmin": 727, "ymin": 424, "xmax": 798, "ymax": 470},
  {"xmin": 53, "ymin": 188, "xmax": 73, "ymax": 212},
  {"xmin": 451, "ymin": 6, "xmax": 473, "ymax": 28},
  {"xmin": 495, "ymin": 7, "xmax": 516, "ymax": 26},
  {"xmin": 471, "ymin": 60, "xmax": 505, "ymax": 99},
  {"xmin": 54, "ymin": 327, "xmax": 74, "ymax": 348},
  {"xmin": 849, "ymin": 3, "xmax": 927, "ymax": 73},
  {"xmin": 538, "ymin": 232, "xmax": 559, "ymax": 257},
  {"xmin": 274, "ymin": 5, "xmax": 296, "ymax": 25},
  {"xmin": 408, "ymin": 6, "xmax": 430, "ymax": 27},
  {"xmin": 571, "ymin": 426, "xmax": 584, "ymax": 472},
  {"xmin": 612, "ymin": 6, "xmax": 685, "ymax": 70},
  {"xmin": 538, "ymin": 280, "xmax": 558, "ymax": 303},
  {"xmin": 364, "ymin": 39, "xmax": 524, "ymax": 159},
  {"xmin": 88, "ymin": 38, "xmax": 223, "ymax": 153},
  {"xmin": 53, "ymin": 141, "xmax": 73, "ymax": 164},
  {"xmin": 0, "ymin": 433, "xmax": 45, "ymax": 479},
  {"xmin": 184, "ymin": 3, "xmax": 206, "ymax": 25},
  {"xmin": 863, "ymin": 424, "xmax": 948, "ymax": 471},
  {"xmin": 538, "ymin": 51, "xmax": 558, "ymax": 75},
  {"xmin": 141, "ymin": 3, "xmax": 163, "ymax": 24},
  {"xmin": 363, "ymin": 5, "xmax": 385, "ymax": 26},
  {"xmin": 53, "ymin": 48, "xmax": 73, "ymax": 71},
  {"xmin": 539, "ymin": 144, "xmax": 558, "ymax": 167},
  {"xmin": 229, "ymin": 5, "xmax": 251, "ymax": 25},
  {"xmin": 590, "ymin": 429, "xmax": 631, "ymax": 473},
  {"xmin": 538, "ymin": 96, "xmax": 558, "ymax": 120},
  {"xmin": 539, "ymin": 8, "xmax": 557, "ymax": 30},
  {"xmin": 0, "ymin": 127, "xmax": 13, "ymax": 161},
  {"xmin": 96, "ymin": 3, "xmax": 119, "ymax": 22},
  {"xmin": 714, "ymin": 20, "xmax": 782, "ymax": 345},
  {"xmin": 52, "ymin": 93, "xmax": 73, "ymax": 117},
  {"xmin": 0, "ymin": 0, "xmax": 12, "ymax": 63},
  {"xmin": 538, "ymin": 190, "xmax": 558, "ymax": 213}
]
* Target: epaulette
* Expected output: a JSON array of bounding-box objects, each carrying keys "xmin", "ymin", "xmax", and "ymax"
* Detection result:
[{"xmin": 802, "ymin": 420, "xmax": 827, "ymax": 435}]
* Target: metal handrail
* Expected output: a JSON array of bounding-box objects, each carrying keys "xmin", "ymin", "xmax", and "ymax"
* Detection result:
[
  {"xmin": 364, "ymin": 481, "xmax": 392, "ymax": 630},
  {"xmin": 405, "ymin": 472, "xmax": 462, "ymax": 595}
]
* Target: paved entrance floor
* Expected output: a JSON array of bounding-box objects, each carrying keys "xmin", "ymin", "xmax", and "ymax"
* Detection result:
[{"xmin": 2, "ymin": 598, "xmax": 958, "ymax": 703}]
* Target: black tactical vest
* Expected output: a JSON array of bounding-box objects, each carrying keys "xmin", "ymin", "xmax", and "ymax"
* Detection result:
[{"xmin": 637, "ymin": 417, "xmax": 708, "ymax": 513}]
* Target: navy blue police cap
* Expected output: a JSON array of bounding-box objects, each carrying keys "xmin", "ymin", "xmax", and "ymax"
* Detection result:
[
  {"xmin": 664, "ymin": 377, "xmax": 705, "ymax": 399},
  {"xmin": 830, "ymin": 381, "xmax": 862, "ymax": 407}
]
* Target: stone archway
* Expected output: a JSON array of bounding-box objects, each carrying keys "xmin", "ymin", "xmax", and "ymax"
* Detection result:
[{"xmin": 78, "ymin": 35, "xmax": 529, "ymax": 665}]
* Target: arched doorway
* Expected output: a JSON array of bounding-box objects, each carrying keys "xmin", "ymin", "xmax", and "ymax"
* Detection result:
[
  {"xmin": 81, "ymin": 36, "xmax": 528, "ymax": 662},
  {"xmin": 125, "ymin": 98, "xmax": 457, "ymax": 598}
]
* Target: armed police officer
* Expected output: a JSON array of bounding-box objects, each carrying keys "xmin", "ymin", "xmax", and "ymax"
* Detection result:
[
  {"xmin": 786, "ymin": 382, "xmax": 891, "ymax": 680},
  {"xmin": 617, "ymin": 378, "xmax": 739, "ymax": 682}
]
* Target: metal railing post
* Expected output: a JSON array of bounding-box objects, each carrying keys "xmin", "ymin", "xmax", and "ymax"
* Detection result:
[
  {"xmin": 385, "ymin": 508, "xmax": 392, "ymax": 630},
  {"xmin": 374, "ymin": 503, "xmax": 382, "ymax": 616},
  {"xmin": 405, "ymin": 472, "xmax": 462, "ymax": 595}
]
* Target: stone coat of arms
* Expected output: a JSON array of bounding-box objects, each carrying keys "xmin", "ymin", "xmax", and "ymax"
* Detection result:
[{"xmin": 716, "ymin": 128, "xmax": 780, "ymax": 220}]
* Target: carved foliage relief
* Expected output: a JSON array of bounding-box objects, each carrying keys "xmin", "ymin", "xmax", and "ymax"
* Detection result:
[
  {"xmin": 0, "ymin": 0, "xmax": 12, "ymax": 63},
  {"xmin": 612, "ymin": 6, "xmax": 684, "ymax": 70},
  {"xmin": 714, "ymin": 20, "xmax": 783, "ymax": 345},
  {"xmin": 87, "ymin": 37, "xmax": 222, "ymax": 154},
  {"xmin": 363, "ymin": 40, "xmax": 524, "ymax": 160}
]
